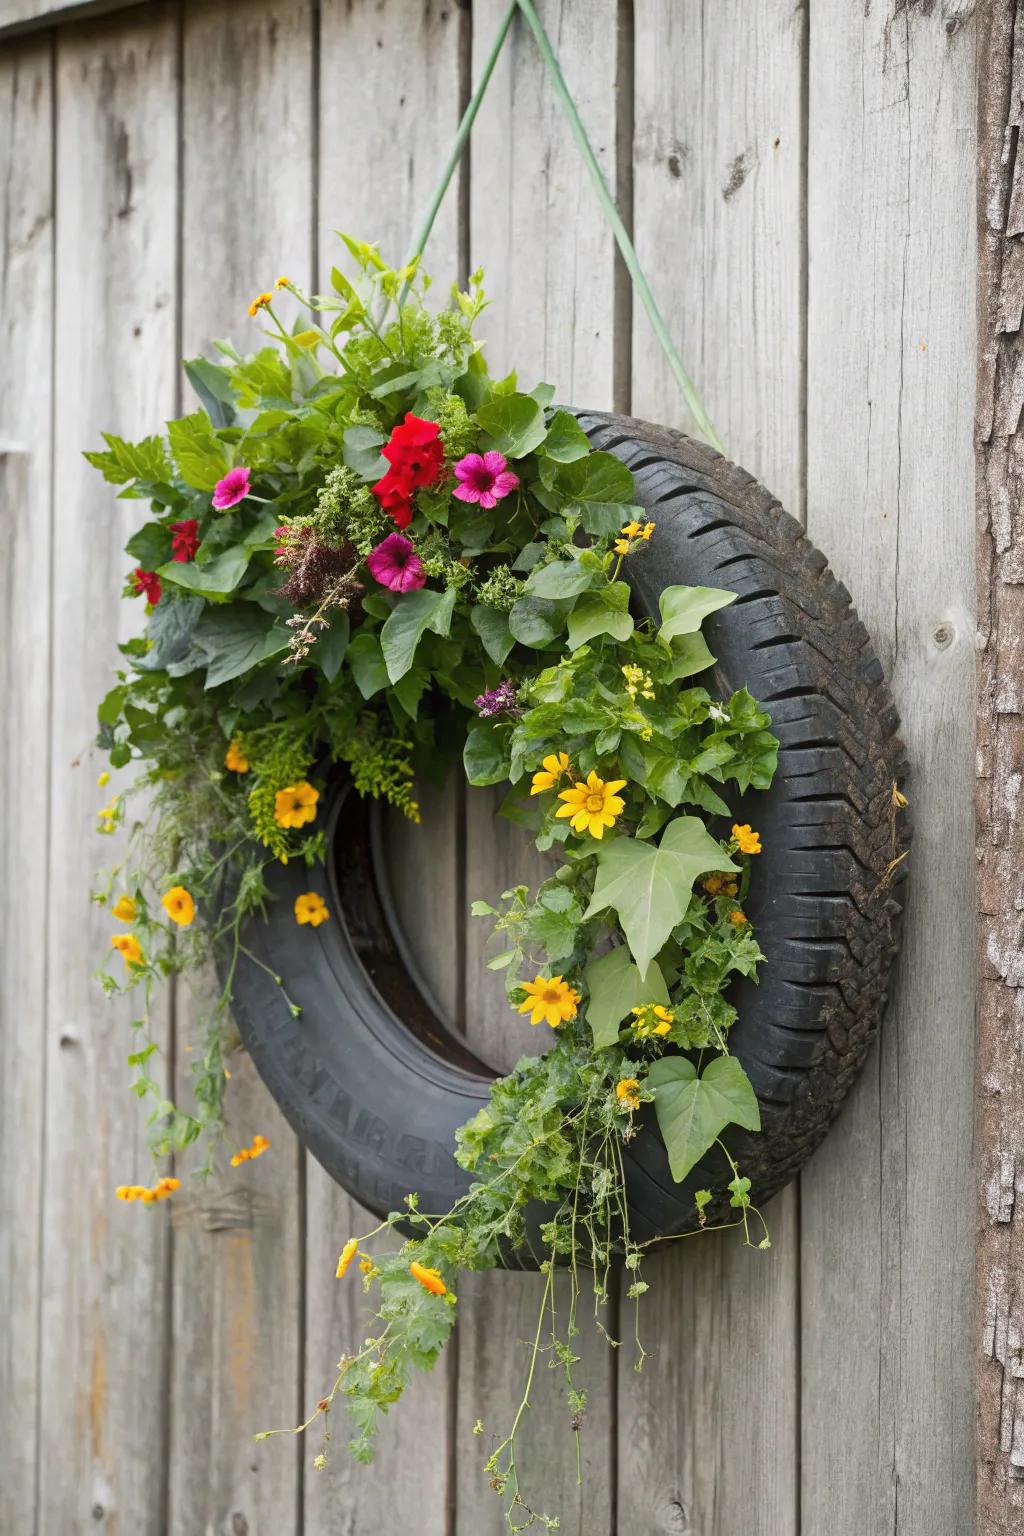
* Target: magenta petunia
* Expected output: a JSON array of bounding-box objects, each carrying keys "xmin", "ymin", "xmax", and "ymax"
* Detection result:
[
  {"xmin": 212, "ymin": 466, "xmax": 252, "ymax": 510},
  {"xmin": 366, "ymin": 533, "xmax": 427, "ymax": 593},
  {"xmin": 452, "ymin": 450, "xmax": 520, "ymax": 510}
]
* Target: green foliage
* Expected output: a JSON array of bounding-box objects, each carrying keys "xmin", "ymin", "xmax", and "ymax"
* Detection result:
[{"xmin": 647, "ymin": 1054, "xmax": 761, "ymax": 1183}]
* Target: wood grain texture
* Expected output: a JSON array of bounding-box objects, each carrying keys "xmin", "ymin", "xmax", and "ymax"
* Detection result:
[
  {"xmin": 456, "ymin": 5, "xmax": 620, "ymax": 1532},
  {"xmin": 165, "ymin": 4, "xmax": 313, "ymax": 1530},
  {"xmin": 39, "ymin": 9, "xmax": 178, "ymax": 1531},
  {"xmin": 802, "ymin": 3, "xmax": 977, "ymax": 1533},
  {"xmin": 619, "ymin": 7, "xmax": 803, "ymax": 1533},
  {"xmin": 976, "ymin": 2, "xmax": 1024, "ymax": 1528},
  {"xmin": 0, "ymin": 35, "xmax": 53, "ymax": 1536},
  {"xmin": 0, "ymin": 0, "xmax": 144, "ymax": 41},
  {"xmin": 304, "ymin": 6, "xmax": 467, "ymax": 1527}
]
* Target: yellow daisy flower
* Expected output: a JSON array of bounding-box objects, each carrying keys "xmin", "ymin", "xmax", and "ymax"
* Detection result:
[
  {"xmin": 111, "ymin": 894, "xmax": 137, "ymax": 923},
  {"xmin": 294, "ymin": 891, "xmax": 329, "ymax": 928},
  {"xmin": 555, "ymin": 769, "xmax": 627, "ymax": 839},
  {"xmin": 517, "ymin": 975, "xmax": 581, "ymax": 1030},
  {"xmin": 275, "ymin": 781, "xmax": 319, "ymax": 829},
  {"xmin": 162, "ymin": 886, "xmax": 195, "ymax": 927},
  {"xmin": 530, "ymin": 752, "xmax": 571, "ymax": 795},
  {"xmin": 732, "ymin": 823, "xmax": 762, "ymax": 855},
  {"xmin": 225, "ymin": 739, "xmax": 250, "ymax": 773}
]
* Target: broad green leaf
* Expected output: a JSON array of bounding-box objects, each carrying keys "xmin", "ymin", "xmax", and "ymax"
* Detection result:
[
  {"xmin": 158, "ymin": 545, "xmax": 249, "ymax": 597},
  {"xmin": 567, "ymin": 583, "xmax": 634, "ymax": 650},
  {"xmin": 577, "ymin": 500, "xmax": 641, "ymax": 539},
  {"xmin": 584, "ymin": 817, "xmax": 738, "ymax": 974},
  {"xmin": 183, "ymin": 357, "xmax": 236, "ymax": 427},
  {"xmin": 124, "ymin": 521, "xmax": 173, "ymax": 569},
  {"xmin": 663, "ymin": 631, "xmax": 717, "ymax": 681},
  {"xmin": 347, "ymin": 632, "xmax": 389, "ymax": 699},
  {"xmin": 135, "ymin": 596, "xmax": 204, "ymax": 672},
  {"xmin": 471, "ymin": 605, "xmax": 515, "ymax": 665},
  {"xmin": 524, "ymin": 557, "xmax": 596, "ymax": 600},
  {"xmin": 476, "ymin": 392, "xmax": 547, "ymax": 458},
  {"xmin": 393, "ymin": 665, "xmax": 430, "ymax": 720},
  {"xmin": 542, "ymin": 409, "xmax": 591, "ymax": 463},
  {"xmin": 380, "ymin": 587, "xmax": 456, "ymax": 683},
  {"xmin": 584, "ymin": 946, "xmax": 669, "ymax": 1049},
  {"xmin": 658, "ymin": 584, "xmax": 736, "ymax": 643},
  {"xmin": 190, "ymin": 606, "xmax": 289, "ymax": 689},
  {"xmin": 463, "ymin": 721, "xmax": 508, "ymax": 786},
  {"xmin": 508, "ymin": 595, "xmax": 572, "ymax": 648},
  {"xmin": 167, "ymin": 412, "xmax": 229, "ymax": 492},
  {"xmin": 343, "ymin": 424, "xmax": 386, "ymax": 481},
  {"xmin": 312, "ymin": 613, "xmax": 350, "ymax": 681},
  {"xmin": 555, "ymin": 451, "xmax": 634, "ymax": 507},
  {"xmin": 647, "ymin": 1055, "xmax": 761, "ymax": 1183}
]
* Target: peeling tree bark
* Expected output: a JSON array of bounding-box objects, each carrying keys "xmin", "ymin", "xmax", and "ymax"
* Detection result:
[{"xmin": 978, "ymin": 3, "xmax": 1024, "ymax": 1531}]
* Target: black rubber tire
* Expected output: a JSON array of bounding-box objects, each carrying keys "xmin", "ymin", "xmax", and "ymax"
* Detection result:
[{"xmin": 228, "ymin": 412, "xmax": 909, "ymax": 1253}]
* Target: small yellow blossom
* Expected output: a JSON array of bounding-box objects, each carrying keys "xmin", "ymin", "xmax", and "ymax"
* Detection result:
[
  {"xmin": 162, "ymin": 886, "xmax": 195, "ymax": 927},
  {"xmin": 703, "ymin": 874, "xmax": 725, "ymax": 896},
  {"xmin": 97, "ymin": 796, "xmax": 120, "ymax": 834},
  {"xmin": 615, "ymin": 1078, "xmax": 641, "ymax": 1111},
  {"xmin": 638, "ymin": 521, "xmax": 655, "ymax": 540},
  {"xmin": 111, "ymin": 932, "xmax": 143, "ymax": 968},
  {"xmin": 621, "ymin": 521, "xmax": 643, "ymax": 538},
  {"xmin": 732, "ymin": 823, "xmax": 762, "ymax": 855},
  {"xmin": 225, "ymin": 739, "xmax": 250, "ymax": 773},
  {"xmin": 730, "ymin": 910, "xmax": 748, "ymax": 926},
  {"xmin": 294, "ymin": 891, "xmax": 330, "ymax": 927},
  {"xmin": 231, "ymin": 1133, "xmax": 270, "ymax": 1168},
  {"xmin": 97, "ymin": 771, "xmax": 110, "ymax": 788},
  {"xmin": 248, "ymin": 290, "xmax": 273, "ymax": 317},
  {"xmin": 517, "ymin": 975, "xmax": 581, "ymax": 1030},
  {"xmin": 622, "ymin": 663, "xmax": 654, "ymax": 700},
  {"xmin": 359, "ymin": 1257, "xmax": 375, "ymax": 1275},
  {"xmin": 409, "ymin": 1261, "xmax": 447, "ymax": 1296},
  {"xmin": 154, "ymin": 1177, "xmax": 181, "ymax": 1199},
  {"xmin": 230, "ymin": 1148, "xmax": 250, "ymax": 1167},
  {"xmin": 556, "ymin": 770, "xmax": 627, "ymax": 839},
  {"xmin": 530, "ymin": 752, "xmax": 571, "ymax": 795},
  {"xmin": 275, "ymin": 275, "xmax": 291, "ymax": 289},
  {"xmin": 111, "ymin": 894, "xmax": 137, "ymax": 923},
  {"xmin": 275, "ymin": 781, "xmax": 319, "ymax": 829},
  {"xmin": 631, "ymin": 1003, "xmax": 674, "ymax": 1039},
  {"xmin": 336, "ymin": 1238, "xmax": 359, "ymax": 1278},
  {"xmin": 613, "ymin": 538, "xmax": 630, "ymax": 555}
]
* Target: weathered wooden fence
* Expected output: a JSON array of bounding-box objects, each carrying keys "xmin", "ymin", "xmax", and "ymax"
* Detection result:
[{"xmin": 0, "ymin": 1, "xmax": 978, "ymax": 1531}]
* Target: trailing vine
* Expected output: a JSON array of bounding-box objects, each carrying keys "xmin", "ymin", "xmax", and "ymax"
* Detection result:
[{"xmin": 91, "ymin": 240, "xmax": 777, "ymax": 1527}]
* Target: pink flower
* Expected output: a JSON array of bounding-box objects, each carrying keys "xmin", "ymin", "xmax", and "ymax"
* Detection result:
[
  {"xmin": 366, "ymin": 533, "xmax": 427, "ymax": 593},
  {"xmin": 453, "ymin": 451, "xmax": 520, "ymax": 510},
  {"xmin": 212, "ymin": 466, "xmax": 251, "ymax": 510}
]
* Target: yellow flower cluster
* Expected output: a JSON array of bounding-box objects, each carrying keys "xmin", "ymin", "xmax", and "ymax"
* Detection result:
[
  {"xmin": 97, "ymin": 796, "xmax": 120, "ymax": 835},
  {"xmin": 732, "ymin": 823, "xmax": 762, "ymax": 855},
  {"xmin": 517, "ymin": 975, "xmax": 581, "ymax": 1030},
  {"xmin": 294, "ymin": 891, "xmax": 329, "ymax": 927},
  {"xmin": 162, "ymin": 886, "xmax": 195, "ymax": 927},
  {"xmin": 116, "ymin": 1176, "xmax": 180, "ymax": 1203},
  {"xmin": 622, "ymin": 663, "xmax": 655, "ymax": 701},
  {"xmin": 614, "ymin": 518, "xmax": 655, "ymax": 556},
  {"xmin": 231, "ymin": 1133, "xmax": 270, "ymax": 1168},
  {"xmin": 702, "ymin": 872, "xmax": 739, "ymax": 899},
  {"xmin": 615, "ymin": 1077, "xmax": 641, "ymax": 1111},
  {"xmin": 631, "ymin": 1003, "xmax": 674, "ymax": 1040},
  {"xmin": 274, "ymin": 781, "xmax": 319, "ymax": 829},
  {"xmin": 225, "ymin": 739, "xmax": 250, "ymax": 773}
]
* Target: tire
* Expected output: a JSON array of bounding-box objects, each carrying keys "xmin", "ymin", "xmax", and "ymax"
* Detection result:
[{"xmin": 227, "ymin": 412, "xmax": 909, "ymax": 1253}]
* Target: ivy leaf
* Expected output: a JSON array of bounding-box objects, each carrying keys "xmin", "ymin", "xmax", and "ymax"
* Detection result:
[
  {"xmin": 584, "ymin": 946, "xmax": 669, "ymax": 1049},
  {"xmin": 508, "ymin": 595, "xmax": 572, "ymax": 647},
  {"xmin": 463, "ymin": 721, "xmax": 508, "ymax": 786},
  {"xmin": 567, "ymin": 583, "xmax": 634, "ymax": 651},
  {"xmin": 578, "ymin": 501, "xmax": 643, "ymax": 540},
  {"xmin": 476, "ymin": 392, "xmax": 547, "ymax": 458},
  {"xmin": 471, "ymin": 605, "xmax": 515, "ymax": 665},
  {"xmin": 380, "ymin": 587, "xmax": 456, "ymax": 683},
  {"xmin": 647, "ymin": 1055, "xmax": 761, "ymax": 1184},
  {"xmin": 524, "ymin": 557, "xmax": 597, "ymax": 600},
  {"xmin": 658, "ymin": 585, "xmax": 736, "ymax": 643},
  {"xmin": 167, "ymin": 412, "xmax": 229, "ymax": 492},
  {"xmin": 663, "ymin": 631, "xmax": 717, "ymax": 680},
  {"xmin": 542, "ymin": 409, "xmax": 591, "ymax": 463},
  {"xmin": 347, "ymin": 632, "xmax": 389, "ymax": 699},
  {"xmin": 584, "ymin": 817, "xmax": 738, "ymax": 975},
  {"xmin": 191, "ymin": 605, "xmax": 290, "ymax": 689},
  {"xmin": 158, "ymin": 546, "xmax": 249, "ymax": 597}
]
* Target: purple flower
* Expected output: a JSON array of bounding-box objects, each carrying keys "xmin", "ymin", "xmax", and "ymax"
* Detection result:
[
  {"xmin": 212, "ymin": 466, "xmax": 252, "ymax": 510},
  {"xmin": 453, "ymin": 451, "xmax": 520, "ymax": 510},
  {"xmin": 366, "ymin": 533, "xmax": 427, "ymax": 593},
  {"xmin": 474, "ymin": 680, "xmax": 520, "ymax": 718}
]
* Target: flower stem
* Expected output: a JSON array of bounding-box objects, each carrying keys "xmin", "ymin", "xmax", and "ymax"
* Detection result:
[{"xmin": 512, "ymin": 0, "xmax": 724, "ymax": 454}]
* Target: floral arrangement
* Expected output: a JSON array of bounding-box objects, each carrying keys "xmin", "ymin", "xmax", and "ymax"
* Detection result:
[{"xmin": 91, "ymin": 239, "xmax": 777, "ymax": 1529}]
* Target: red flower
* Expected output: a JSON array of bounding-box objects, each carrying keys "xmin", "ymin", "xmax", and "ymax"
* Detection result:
[
  {"xmin": 371, "ymin": 464, "xmax": 416, "ymax": 530},
  {"xmin": 169, "ymin": 518, "xmax": 200, "ymax": 563},
  {"xmin": 381, "ymin": 413, "xmax": 443, "ymax": 489},
  {"xmin": 132, "ymin": 569, "xmax": 162, "ymax": 604}
]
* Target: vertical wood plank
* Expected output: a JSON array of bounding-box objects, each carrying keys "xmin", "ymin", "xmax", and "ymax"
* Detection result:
[
  {"xmin": 39, "ymin": 10, "xmax": 178, "ymax": 1531},
  {"xmin": 303, "ymin": 4, "xmax": 466, "ymax": 1529},
  {"xmin": 166, "ymin": 4, "xmax": 313, "ymax": 1530},
  {"xmin": 0, "ymin": 34, "xmax": 53, "ymax": 1536},
  {"xmin": 802, "ymin": 4, "xmax": 977, "ymax": 1533},
  {"xmin": 620, "ymin": 7, "xmax": 804, "ymax": 1534},
  {"xmin": 455, "ymin": 6, "xmax": 620, "ymax": 1531}
]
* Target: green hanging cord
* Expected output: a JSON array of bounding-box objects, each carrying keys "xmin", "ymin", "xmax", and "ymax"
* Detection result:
[
  {"xmin": 398, "ymin": 1, "xmax": 519, "ymax": 304},
  {"xmin": 512, "ymin": 0, "xmax": 723, "ymax": 452}
]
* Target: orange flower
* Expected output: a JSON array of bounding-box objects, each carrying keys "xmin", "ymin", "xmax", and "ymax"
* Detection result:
[
  {"xmin": 162, "ymin": 886, "xmax": 195, "ymax": 927},
  {"xmin": 336, "ymin": 1238, "xmax": 359, "ymax": 1278},
  {"xmin": 248, "ymin": 291, "xmax": 273, "ymax": 317},
  {"xmin": 250, "ymin": 1134, "xmax": 270, "ymax": 1158},
  {"xmin": 111, "ymin": 894, "xmax": 137, "ymax": 923},
  {"xmin": 294, "ymin": 891, "xmax": 329, "ymax": 927},
  {"xmin": 274, "ymin": 782, "xmax": 319, "ymax": 829},
  {"xmin": 225, "ymin": 739, "xmax": 250, "ymax": 773},
  {"xmin": 111, "ymin": 932, "xmax": 143, "ymax": 968},
  {"xmin": 730, "ymin": 910, "xmax": 748, "ymax": 926},
  {"xmin": 230, "ymin": 1148, "xmax": 251, "ymax": 1167},
  {"xmin": 409, "ymin": 1261, "xmax": 447, "ymax": 1296},
  {"xmin": 154, "ymin": 1177, "xmax": 181, "ymax": 1200},
  {"xmin": 732, "ymin": 823, "xmax": 762, "ymax": 855}
]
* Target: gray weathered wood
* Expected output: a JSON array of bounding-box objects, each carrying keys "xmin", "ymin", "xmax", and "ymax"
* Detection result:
[
  {"xmin": 976, "ymin": 2, "xmax": 1024, "ymax": 1527},
  {"xmin": 0, "ymin": 0, "xmax": 146, "ymax": 40},
  {"xmin": 165, "ymin": 4, "xmax": 313, "ymax": 1530},
  {"xmin": 38, "ymin": 9, "xmax": 178, "ymax": 1531},
  {"xmin": 0, "ymin": 35, "xmax": 53, "ymax": 1535},
  {"xmin": 802, "ymin": 3, "xmax": 977, "ymax": 1533},
  {"xmin": 619, "ymin": 7, "xmax": 804, "ymax": 1533},
  {"xmin": 455, "ymin": 5, "xmax": 620, "ymax": 1531}
]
